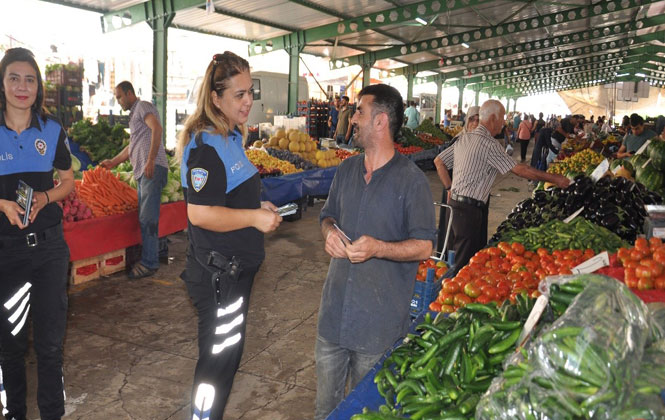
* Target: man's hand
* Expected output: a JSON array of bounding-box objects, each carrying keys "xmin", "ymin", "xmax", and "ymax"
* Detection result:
[
  {"xmin": 144, "ymin": 159, "xmax": 155, "ymax": 179},
  {"xmin": 553, "ymin": 174, "xmax": 571, "ymax": 188},
  {"xmin": 324, "ymin": 228, "xmax": 349, "ymax": 259},
  {"xmin": 345, "ymin": 235, "xmax": 380, "ymax": 263},
  {"xmin": 100, "ymin": 159, "xmax": 115, "ymax": 169}
]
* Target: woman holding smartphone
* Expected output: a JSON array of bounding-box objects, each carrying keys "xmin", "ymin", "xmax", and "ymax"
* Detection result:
[
  {"xmin": 0, "ymin": 47, "xmax": 74, "ymax": 420},
  {"xmin": 176, "ymin": 51, "xmax": 282, "ymax": 420}
]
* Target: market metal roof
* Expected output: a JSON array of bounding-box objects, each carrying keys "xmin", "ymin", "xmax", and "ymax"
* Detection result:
[{"xmin": 41, "ymin": 0, "xmax": 665, "ymax": 96}]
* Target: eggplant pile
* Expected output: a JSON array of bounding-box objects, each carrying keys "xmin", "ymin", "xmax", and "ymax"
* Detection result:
[{"xmin": 492, "ymin": 175, "xmax": 663, "ymax": 244}]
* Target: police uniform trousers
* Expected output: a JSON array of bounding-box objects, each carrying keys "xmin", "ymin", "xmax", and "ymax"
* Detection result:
[
  {"xmin": 181, "ymin": 255, "xmax": 260, "ymax": 420},
  {"xmin": 0, "ymin": 225, "xmax": 69, "ymax": 420}
]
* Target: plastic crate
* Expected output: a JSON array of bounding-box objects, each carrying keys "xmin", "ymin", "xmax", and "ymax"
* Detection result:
[
  {"xmin": 410, "ymin": 268, "xmax": 442, "ymax": 317},
  {"xmin": 70, "ymin": 256, "xmax": 101, "ymax": 285},
  {"xmin": 44, "ymin": 89, "xmax": 60, "ymax": 106},
  {"xmin": 100, "ymin": 248, "xmax": 126, "ymax": 276}
]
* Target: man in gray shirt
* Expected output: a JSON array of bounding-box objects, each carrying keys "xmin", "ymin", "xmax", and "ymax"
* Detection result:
[
  {"xmin": 101, "ymin": 81, "xmax": 169, "ymax": 279},
  {"xmin": 315, "ymin": 84, "xmax": 437, "ymax": 420}
]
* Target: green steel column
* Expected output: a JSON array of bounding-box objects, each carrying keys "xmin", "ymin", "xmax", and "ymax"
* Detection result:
[
  {"xmin": 406, "ymin": 73, "xmax": 414, "ymax": 102},
  {"xmin": 149, "ymin": 0, "xmax": 174, "ymax": 145},
  {"xmin": 474, "ymin": 88, "xmax": 480, "ymax": 106},
  {"xmin": 435, "ymin": 79, "xmax": 443, "ymax": 124},
  {"xmin": 362, "ymin": 63, "xmax": 372, "ymax": 87},
  {"xmin": 286, "ymin": 43, "xmax": 303, "ymax": 115},
  {"xmin": 456, "ymin": 81, "xmax": 465, "ymax": 114}
]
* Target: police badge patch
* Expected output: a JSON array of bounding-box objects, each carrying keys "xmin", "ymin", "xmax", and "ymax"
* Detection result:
[
  {"xmin": 191, "ymin": 168, "xmax": 208, "ymax": 192},
  {"xmin": 35, "ymin": 139, "xmax": 47, "ymax": 156}
]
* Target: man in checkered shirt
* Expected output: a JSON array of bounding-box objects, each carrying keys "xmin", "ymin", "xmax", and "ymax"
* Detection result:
[{"xmin": 101, "ymin": 81, "xmax": 169, "ymax": 279}]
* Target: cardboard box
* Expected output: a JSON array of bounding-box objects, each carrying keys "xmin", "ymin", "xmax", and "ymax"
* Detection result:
[{"xmin": 100, "ymin": 248, "xmax": 126, "ymax": 276}]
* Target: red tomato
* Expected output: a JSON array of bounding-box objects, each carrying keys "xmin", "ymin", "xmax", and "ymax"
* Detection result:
[
  {"xmin": 511, "ymin": 242, "xmax": 526, "ymax": 256},
  {"xmin": 655, "ymin": 276, "xmax": 665, "ymax": 290},
  {"xmin": 440, "ymin": 304, "xmax": 456, "ymax": 314},
  {"xmin": 442, "ymin": 280, "xmax": 460, "ymax": 294},
  {"xmin": 650, "ymin": 237, "xmax": 663, "ymax": 248},
  {"xmin": 523, "ymin": 250, "xmax": 534, "ymax": 259},
  {"xmin": 497, "ymin": 242, "xmax": 512, "ymax": 255},
  {"xmin": 630, "ymin": 248, "xmax": 646, "ymax": 261},
  {"xmin": 435, "ymin": 267, "xmax": 447, "ymax": 278},
  {"xmin": 635, "ymin": 266, "xmax": 652, "ymax": 279},
  {"xmin": 638, "ymin": 277, "xmax": 654, "ymax": 290},
  {"xmin": 416, "ymin": 272, "xmax": 426, "ymax": 282},
  {"xmin": 429, "ymin": 301, "xmax": 442, "ymax": 312},
  {"xmin": 454, "ymin": 293, "xmax": 472, "ymax": 307},
  {"xmin": 643, "ymin": 259, "xmax": 664, "ymax": 277},
  {"xmin": 440, "ymin": 292, "xmax": 455, "ymax": 305},
  {"xmin": 464, "ymin": 282, "xmax": 482, "ymax": 298},
  {"xmin": 426, "ymin": 259, "xmax": 437, "ymax": 268},
  {"xmin": 617, "ymin": 247, "xmax": 630, "ymax": 261},
  {"xmin": 488, "ymin": 247, "xmax": 503, "ymax": 258},
  {"xmin": 635, "ymin": 238, "xmax": 650, "ymax": 253},
  {"xmin": 536, "ymin": 248, "xmax": 549, "ymax": 257},
  {"xmin": 653, "ymin": 249, "xmax": 665, "ymax": 265},
  {"xmin": 475, "ymin": 294, "xmax": 493, "ymax": 305}
]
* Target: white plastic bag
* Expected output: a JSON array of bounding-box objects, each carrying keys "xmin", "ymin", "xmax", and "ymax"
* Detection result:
[{"xmin": 505, "ymin": 143, "xmax": 514, "ymax": 156}]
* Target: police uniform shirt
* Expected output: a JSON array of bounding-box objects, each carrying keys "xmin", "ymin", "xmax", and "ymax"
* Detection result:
[
  {"xmin": 0, "ymin": 112, "xmax": 71, "ymax": 236},
  {"xmin": 180, "ymin": 129, "xmax": 264, "ymax": 266}
]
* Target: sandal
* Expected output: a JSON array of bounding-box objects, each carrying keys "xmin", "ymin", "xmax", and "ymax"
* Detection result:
[{"xmin": 128, "ymin": 263, "xmax": 157, "ymax": 279}]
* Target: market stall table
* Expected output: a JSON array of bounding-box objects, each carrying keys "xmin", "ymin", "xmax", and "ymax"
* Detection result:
[{"xmin": 64, "ymin": 200, "xmax": 187, "ymax": 262}]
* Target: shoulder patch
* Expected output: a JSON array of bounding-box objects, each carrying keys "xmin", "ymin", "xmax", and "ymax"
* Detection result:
[{"xmin": 191, "ymin": 168, "xmax": 208, "ymax": 192}]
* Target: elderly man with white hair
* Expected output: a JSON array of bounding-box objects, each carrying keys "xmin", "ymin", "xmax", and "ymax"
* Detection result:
[{"xmin": 435, "ymin": 99, "xmax": 570, "ymax": 272}]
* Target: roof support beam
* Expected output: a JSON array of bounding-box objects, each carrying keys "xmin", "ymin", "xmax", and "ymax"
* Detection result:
[
  {"xmin": 336, "ymin": 0, "xmax": 661, "ymax": 67},
  {"xmin": 101, "ymin": 0, "xmax": 202, "ymax": 33},
  {"xmin": 248, "ymin": 0, "xmax": 497, "ymax": 56}
]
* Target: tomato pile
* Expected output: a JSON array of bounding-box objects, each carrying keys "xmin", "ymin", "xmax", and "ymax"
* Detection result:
[
  {"xmin": 429, "ymin": 242, "xmax": 596, "ymax": 313},
  {"xmin": 617, "ymin": 237, "xmax": 665, "ymax": 290},
  {"xmin": 415, "ymin": 258, "xmax": 449, "ymax": 281},
  {"xmin": 394, "ymin": 143, "xmax": 423, "ymax": 155}
]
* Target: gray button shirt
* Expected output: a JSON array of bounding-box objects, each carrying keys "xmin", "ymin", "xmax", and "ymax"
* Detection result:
[
  {"xmin": 318, "ymin": 152, "xmax": 437, "ymax": 354},
  {"xmin": 128, "ymin": 100, "xmax": 168, "ymax": 179}
]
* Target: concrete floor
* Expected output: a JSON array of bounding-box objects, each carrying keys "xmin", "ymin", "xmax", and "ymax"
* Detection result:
[{"xmin": 20, "ymin": 152, "xmax": 534, "ymax": 420}]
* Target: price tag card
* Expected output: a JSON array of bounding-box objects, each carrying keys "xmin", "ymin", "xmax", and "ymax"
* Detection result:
[
  {"xmin": 642, "ymin": 157, "xmax": 652, "ymax": 169},
  {"xmin": 590, "ymin": 159, "xmax": 609, "ymax": 182},
  {"xmin": 571, "ymin": 251, "xmax": 610, "ymax": 274},
  {"xmin": 517, "ymin": 294, "xmax": 549, "ymax": 348},
  {"xmin": 636, "ymin": 139, "xmax": 651, "ymax": 155},
  {"xmin": 563, "ymin": 207, "xmax": 584, "ymax": 224}
]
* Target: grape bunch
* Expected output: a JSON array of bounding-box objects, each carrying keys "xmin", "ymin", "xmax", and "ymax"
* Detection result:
[{"xmin": 265, "ymin": 148, "xmax": 318, "ymax": 171}]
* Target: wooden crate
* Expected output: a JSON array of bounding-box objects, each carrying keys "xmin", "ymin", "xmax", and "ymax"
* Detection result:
[
  {"xmin": 70, "ymin": 256, "xmax": 101, "ymax": 285},
  {"xmin": 100, "ymin": 248, "xmax": 126, "ymax": 276}
]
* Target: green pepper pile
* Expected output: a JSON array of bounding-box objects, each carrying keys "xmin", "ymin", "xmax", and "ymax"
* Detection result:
[
  {"xmin": 498, "ymin": 217, "xmax": 628, "ymax": 253},
  {"xmin": 352, "ymin": 297, "xmax": 538, "ymax": 420}
]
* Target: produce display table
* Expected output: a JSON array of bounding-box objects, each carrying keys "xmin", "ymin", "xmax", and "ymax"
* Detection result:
[
  {"xmin": 64, "ymin": 201, "xmax": 186, "ymax": 262},
  {"xmin": 404, "ymin": 147, "xmax": 439, "ymax": 163},
  {"xmin": 260, "ymin": 167, "xmax": 337, "ymax": 206}
]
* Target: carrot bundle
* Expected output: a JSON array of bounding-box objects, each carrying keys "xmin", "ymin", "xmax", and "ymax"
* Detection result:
[{"xmin": 76, "ymin": 166, "xmax": 139, "ymax": 217}]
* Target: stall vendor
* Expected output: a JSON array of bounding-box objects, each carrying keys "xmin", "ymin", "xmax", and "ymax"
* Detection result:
[{"xmin": 616, "ymin": 113, "xmax": 658, "ymax": 158}]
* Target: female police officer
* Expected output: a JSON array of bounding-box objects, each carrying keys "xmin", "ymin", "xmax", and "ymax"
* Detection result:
[
  {"xmin": 0, "ymin": 48, "xmax": 74, "ymax": 420},
  {"xmin": 176, "ymin": 51, "xmax": 282, "ymax": 420}
]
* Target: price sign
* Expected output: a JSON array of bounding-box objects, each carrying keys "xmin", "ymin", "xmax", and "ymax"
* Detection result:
[
  {"xmin": 590, "ymin": 159, "xmax": 609, "ymax": 182},
  {"xmin": 571, "ymin": 251, "xmax": 610, "ymax": 274},
  {"xmin": 517, "ymin": 294, "xmax": 549, "ymax": 348},
  {"xmin": 564, "ymin": 207, "xmax": 585, "ymax": 224},
  {"xmin": 636, "ymin": 140, "xmax": 651, "ymax": 155}
]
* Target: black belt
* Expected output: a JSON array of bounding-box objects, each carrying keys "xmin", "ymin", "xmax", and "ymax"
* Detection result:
[
  {"xmin": 0, "ymin": 223, "xmax": 62, "ymax": 250},
  {"xmin": 451, "ymin": 193, "xmax": 486, "ymax": 208}
]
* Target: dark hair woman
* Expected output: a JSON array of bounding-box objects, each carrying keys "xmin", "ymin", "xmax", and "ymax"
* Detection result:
[
  {"xmin": 0, "ymin": 47, "xmax": 74, "ymax": 420},
  {"xmin": 176, "ymin": 51, "xmax": 282, "ymax": 420}
]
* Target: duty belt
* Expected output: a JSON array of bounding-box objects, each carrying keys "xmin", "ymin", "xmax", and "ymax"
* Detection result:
[
  {"xmin": 450, "ymin": 193, "xmax": 486, "ymax": 208},
  {"xmin": 0, "ymin": 223, "xmax": 62, "ymax": 250}
]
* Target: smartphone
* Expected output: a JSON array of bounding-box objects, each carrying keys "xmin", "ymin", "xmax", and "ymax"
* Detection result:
[
  {"xmin": 276, "ymin": 203, "xmax": 298, "ymax": 217},
  {"xmin": 16, "ymin": 180, "xmax": 33, "ymax": 227}
]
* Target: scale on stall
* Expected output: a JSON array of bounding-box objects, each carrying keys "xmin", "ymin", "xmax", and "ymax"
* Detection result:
[{"xmin": 644, "ymin": 205, "xmax": 665, "ymax": 239}]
